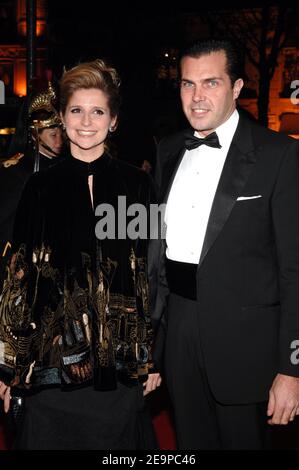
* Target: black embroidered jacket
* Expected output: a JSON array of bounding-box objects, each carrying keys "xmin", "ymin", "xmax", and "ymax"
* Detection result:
[{"xmin": 0, "ymin": 153, "xmax": 155, "ymax": 391}]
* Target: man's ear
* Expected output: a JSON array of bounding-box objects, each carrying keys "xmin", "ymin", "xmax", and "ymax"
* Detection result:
[{"xmin": 233, "ymin": 78, "xmax": 244, "ymax": 100}]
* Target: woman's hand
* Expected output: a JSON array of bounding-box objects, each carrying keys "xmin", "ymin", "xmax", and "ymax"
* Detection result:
[
  {"xmin": 143, "ymin": 373, "xmax": 162, "ymax": 396},
  {"xmin": 0, "ymin": 380, "xmax": 11, "ymax": 412}
]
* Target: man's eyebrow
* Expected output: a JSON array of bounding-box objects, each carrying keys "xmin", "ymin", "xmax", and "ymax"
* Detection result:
[
  {"xmin": 180, "ymin": 78, "xmax": 193, "ymax": 82},
  {"xmin": 202, "ymin": 76, "xmax": 223, "ymax": 82},
  {"xmin": 180, "ymin": 76, "xmax": 223, "ymax": 83}
]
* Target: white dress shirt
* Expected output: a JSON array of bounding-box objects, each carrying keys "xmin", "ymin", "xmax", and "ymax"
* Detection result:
[{"xmin": 165, "ymin": 109, "xmax": 239, "ymax": 264}]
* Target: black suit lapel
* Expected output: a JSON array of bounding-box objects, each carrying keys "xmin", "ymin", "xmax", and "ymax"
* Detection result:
[{"xmin": 199, "ymin": 116, "xmax": 259, "ymax": 269}]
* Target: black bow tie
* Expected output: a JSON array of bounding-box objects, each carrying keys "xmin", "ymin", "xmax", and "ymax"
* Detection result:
[{"xmin": 184, "ymin": 131, "xmax": 222, "ymax": 150}]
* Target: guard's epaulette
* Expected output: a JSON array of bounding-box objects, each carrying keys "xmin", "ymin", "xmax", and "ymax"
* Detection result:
[{"xmin": 2, "ymin": 152, "xmax": 25, "ymax": 168}]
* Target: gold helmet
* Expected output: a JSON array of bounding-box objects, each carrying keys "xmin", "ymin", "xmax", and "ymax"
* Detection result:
[{"xmin": 28, "ymin": 82, "xmax": 61, "ymax": 129}]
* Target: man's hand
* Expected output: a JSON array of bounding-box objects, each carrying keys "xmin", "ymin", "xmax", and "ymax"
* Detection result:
[
  {"xmin": 0, "ymin": 380, "xmax": 11, "ymax": 413},
  {"xmin": 143, "ymin": 373, "xmax": 162, "ymax": 396},
  {"xmin": 267, "ymin": 373, "xmax": 299, "ymax": 425}
]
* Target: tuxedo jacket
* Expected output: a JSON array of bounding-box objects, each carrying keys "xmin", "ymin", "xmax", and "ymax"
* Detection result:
[{"xmin": 148, "ymin": 113, "xmax": 299, "ymax": 404}]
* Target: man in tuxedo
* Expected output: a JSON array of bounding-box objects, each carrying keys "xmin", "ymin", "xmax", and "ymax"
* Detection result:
[{"xmin": 149, "ymin": 39, "xmax": 299, "ymax": 449}]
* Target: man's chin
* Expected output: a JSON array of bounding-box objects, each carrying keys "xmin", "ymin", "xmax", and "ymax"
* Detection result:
[
  {"xmin": 192, "ymin": 123, "xmax": 214, "ymax": 134},
  {"xmin": 190, "ymin": 118, "xmax": 211, "ymax": 132}
]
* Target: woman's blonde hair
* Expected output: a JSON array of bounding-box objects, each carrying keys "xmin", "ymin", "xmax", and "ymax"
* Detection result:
[{"xmin": 60, "ymin": 59, "xmax": 121, "ymax": 118}]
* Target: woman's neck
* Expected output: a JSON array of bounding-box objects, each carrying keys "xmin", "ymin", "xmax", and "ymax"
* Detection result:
[{"xmin": 70, "ymin": 144, "xmax": 105, "ymax": 163}]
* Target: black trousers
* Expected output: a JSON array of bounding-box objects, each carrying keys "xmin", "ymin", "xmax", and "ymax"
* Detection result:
[{"xmin": 164, "ymin": 293, "xmax": 271, "ymax": 450}]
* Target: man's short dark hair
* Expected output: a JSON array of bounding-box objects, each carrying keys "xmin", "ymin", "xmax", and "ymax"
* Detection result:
[{"xmin": 180, "ymin": 38, "xmax": 244, "ymax": 85}]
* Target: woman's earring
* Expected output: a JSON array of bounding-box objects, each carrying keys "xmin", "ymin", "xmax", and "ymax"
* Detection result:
[{"xmin": 109, "ymin": 125, "xmax": 115, "ymax": 133}]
